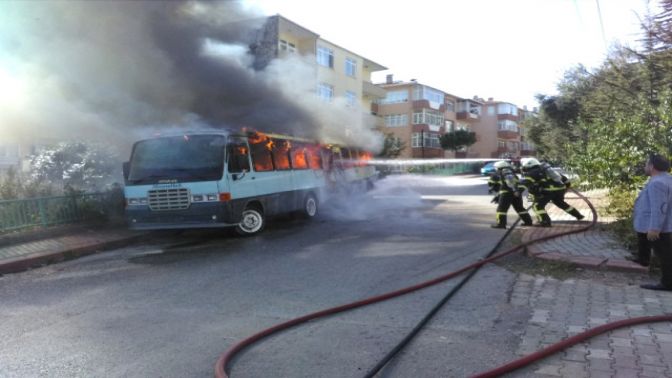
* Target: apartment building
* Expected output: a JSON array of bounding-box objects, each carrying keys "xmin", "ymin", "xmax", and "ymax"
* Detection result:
[
  {"xmin": 374, "ymin": 78, "xmax": 462, "ymax": 159},
  {"xmin": 470, "ymin": 98, "xmax": 537, "ymax": 158},
  {"xmin": 252, "ymin": 15, "xmax": 387, "ymax": 127},
  {"xmin": 519, "ymin": 107, "xmax": 537, "ymax": 156}
]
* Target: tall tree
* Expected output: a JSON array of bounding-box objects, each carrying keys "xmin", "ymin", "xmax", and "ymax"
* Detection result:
[
  {"xmin": 28, "ymin": 142, "xmax": 121, "ymax": 194},
  {"xmin": 378, "ymin": 133, "xmax": 406, "ymax": 158},
  {"xmin": 440, "ymin": 129, "xmax": 476, "ymax": 154}
]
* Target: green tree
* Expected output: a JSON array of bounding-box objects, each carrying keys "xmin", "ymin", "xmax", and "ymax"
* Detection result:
[
  {"xmin": 28, "ymin": 142, "xmax": 121, "ymax": 194},
  {"xmin": 0, "ymin": 167, "xmax": 21, "ymax": 200},
  {"xmin": 378, "ymin": 133, "xmax": 406, "ymax": 158},
  {"xmin": 439, "ymin": 129, "xmax": 476, "ymax": 154}
]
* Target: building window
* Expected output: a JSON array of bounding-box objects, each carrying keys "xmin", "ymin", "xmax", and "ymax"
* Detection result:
[
  {"xmin": 487, "ymin": 106, "xmax": 495, "ymax": 115},
  {"xmin": 445, "ymin": 100, "xmax": 455, "ymax": 112},
  {"xmin": 279, "ymin": 39, "xmax": 296, "ymax": 53},
  {"xmin": 379, "ymin": 90, "xmax": 408, "ymax": 104},
  {"xmin": 345, "ymin": 91, "xmax": 357, "ymax": 107},
  {"xmin": 411, "ymin": 132, "xmax": 440, "ymax": 148},
  {"xmin": 317, "ymin": 46, "xmax": 334, "ymax": 68},
  {"xmin": 497, "ymin": 103, "xmax": 518, "ymax": 116},
  {"xmin": 413, "ymin": 85, "xmax": 445, "ymax": 104},
  {"xmin": 456, "ymin": 123, "xmax": 469, "ymax": 131},
  {"xmin": 445, "ymin": 120, "xmax": 454, "ymax": 132},
  {"xmin": 317, "ymin": 83, "xmax": 334, "ymax": 102},
  {"xmin": 345, "ymin": 57, "xmax": 356, "ymax": 77},
  {"xmin": 412, "ymin": 109, "xmax": 444, "ymax": 127},
  {"xmin": 384, "ymin": 114, "xmax": 408, "ymax": 127},
  {"xmin": 457, "ymin": 101, "xmax": 482, "ymax": 115},
  {"xmin": 426, "ymin": 133, "xmax": 440, "ymax": 148},
  {"xmin": 498, "ymin": 140, "xmax": 507, "ymax": 149},
  {"xmin": 497, "ymin": 120, "xmax": 519, "ymax": 132},
  {"xmin": 412, "ymin": 133, "xmax": 421, "ymax": 148}
]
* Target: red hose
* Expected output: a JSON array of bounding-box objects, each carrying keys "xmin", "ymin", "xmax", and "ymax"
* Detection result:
[
  {"xmin": 471, "ymin": 314, "xmax": 672, "ymax": 378},
  {"xmin": 215, "ymin": 189, "xmax": 661, "ymax": 378}
]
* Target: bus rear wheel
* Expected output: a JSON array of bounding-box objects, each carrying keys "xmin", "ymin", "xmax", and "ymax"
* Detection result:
[
  {"xmin": 301, "ymin": 194, "xmax": 318, "ymax": 218},
  {"xmin": 236, "ymin": 206, "xmax": 265, "ymax": 236}
]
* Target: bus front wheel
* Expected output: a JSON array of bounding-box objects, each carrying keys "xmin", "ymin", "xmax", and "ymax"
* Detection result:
[
  {"xmin": 301, "ymin": 193, "xmax": 318, "ymax": 219},
  {"xmin": 236, "ymin": 207, "xmax": 265, "ymax": 236}
]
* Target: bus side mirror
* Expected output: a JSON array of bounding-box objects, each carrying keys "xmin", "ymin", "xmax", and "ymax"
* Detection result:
[
  {"xmin": 232, "ymin": 170, "xmax": 246, "ymax": 181},
  {"xmin": 122, "ymin": 162, "xmax": 130, "ymax": 181}
]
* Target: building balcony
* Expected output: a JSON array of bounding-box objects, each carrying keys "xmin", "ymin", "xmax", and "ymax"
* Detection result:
[
  {"xmin": 520, "ymin": 148, "xmax": 536, "ymax": 156},
  {"xmin": 412, "ymin": 99, "xmax": 443, "ymax": 111},
  {"xmin": 497, "ymin": 146, "xmax": 519, "ymax": 156},
  {"xmin": 497, "ymin": 113, "xmax": 519, "ymax": 121},
  {"xmin": 363, "ymin": 81, "xmax": 386, "ymax": 99},
  {"xmin": 497, "ymin": 130, "xmax": 519, "ymax": 139},
  {"xmin": 412, "ymin": 124, "xmax": 443, "ymax": 133},
  {"xmin": 411, "ymin": 147, "xmax": 444, "ymax": 159},
  {"xmin": 456, "ymin": 111, "xmax": 480, "ymax": 121}
]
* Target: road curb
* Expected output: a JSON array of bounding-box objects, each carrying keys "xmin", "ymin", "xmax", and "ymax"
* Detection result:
[
  {"xmin": 526, "ymin": 243, "xmax": 649, "ymax": 273},
  {"xmin": 0, "ymin": 233, "xmax": 147, "ymax": 275}
]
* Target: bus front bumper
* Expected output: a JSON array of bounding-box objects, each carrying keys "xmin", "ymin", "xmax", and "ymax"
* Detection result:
[{"xmin": 125, "ymin": 202, "xmax": 241, "ymax": 230}]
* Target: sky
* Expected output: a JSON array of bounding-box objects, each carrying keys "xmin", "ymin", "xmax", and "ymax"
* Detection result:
[{"xmin": 247, "ymin": 0, "xmax": 658, "ymax": 108}]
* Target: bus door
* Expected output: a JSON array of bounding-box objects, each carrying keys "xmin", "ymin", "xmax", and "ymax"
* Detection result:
[{"xmin": 225, "ymin": 137, "xmax": 256, "ymax": 200}]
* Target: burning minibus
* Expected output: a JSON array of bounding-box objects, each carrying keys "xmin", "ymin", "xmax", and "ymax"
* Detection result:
[{"xmin": 122, "ymin": 130, "xmax": 377, "ymax": 235}]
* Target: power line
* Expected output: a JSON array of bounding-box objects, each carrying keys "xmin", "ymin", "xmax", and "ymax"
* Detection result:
[{"xmin": 595, "ymin": 0, "xmax": 608, "ymax": 49}]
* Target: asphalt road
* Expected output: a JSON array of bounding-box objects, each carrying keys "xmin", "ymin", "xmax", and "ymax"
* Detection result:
[{"xmin": 0, "ymin": 174, "xmax": 532, "ymax": 378}]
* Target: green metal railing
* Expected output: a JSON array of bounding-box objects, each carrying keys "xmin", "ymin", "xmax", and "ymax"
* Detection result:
[
  {"xmin": 0, "ymin": 193, "xmax": 108, "ymax": 232},
  {"xmin": 430, "ymin": 162, "xmax": 482, "ymax": 176}
]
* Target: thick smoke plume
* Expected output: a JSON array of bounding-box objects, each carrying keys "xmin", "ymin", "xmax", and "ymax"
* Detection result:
[{"xmin": 0, "ymin": 1, "xmax": 382, "ymax": 154}]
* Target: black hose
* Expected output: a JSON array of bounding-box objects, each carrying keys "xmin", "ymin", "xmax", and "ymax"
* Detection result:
[{"xmin": 363, "ymin": 214, "xmax": 524, "ymax": 377}]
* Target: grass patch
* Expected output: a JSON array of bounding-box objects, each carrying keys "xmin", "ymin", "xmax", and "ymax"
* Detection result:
[{"xmin": 495, "ymin": 252, "xmax": 582, "ymax": 280}]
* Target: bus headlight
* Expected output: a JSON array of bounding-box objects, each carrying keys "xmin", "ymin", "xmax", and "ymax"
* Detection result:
[
  {"xmin": 192, "ymin": 195, "xmax": 204, "ymax": 202},
  {"xmin": 207, "ymin": 194, "xmax": 218, "ymax": 201},
  {"xmin": 127, "ymin": 197, "xmax": 148, "ymax": 206}
]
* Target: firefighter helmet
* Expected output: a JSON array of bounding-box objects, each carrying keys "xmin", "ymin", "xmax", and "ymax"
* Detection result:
[
  {"xmin": 494, "ymin": 160, "xmax": 511, "ymax": 170},
  {"xmin": 521, "ymin": 157, "xmax": 541, "ymax": 170}
]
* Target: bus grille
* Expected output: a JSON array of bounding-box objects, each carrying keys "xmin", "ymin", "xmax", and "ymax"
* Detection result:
[{"xmin": 148, "ymin": 188, "xmax": 190, "ymax": 211}]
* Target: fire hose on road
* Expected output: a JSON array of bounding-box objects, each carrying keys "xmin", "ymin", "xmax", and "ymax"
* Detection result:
[{"xmin": 214, "ymin": 189, "xmax": 672, "ymax": 378}]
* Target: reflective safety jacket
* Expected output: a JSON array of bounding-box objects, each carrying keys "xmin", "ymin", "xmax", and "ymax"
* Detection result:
[
  {"xmin": 520, "ymin": 165, "xmax": 567, "ymax": 195},
  {"xmin": 488, "ymin": 168, "xmax": 525, "ymax": 195}
]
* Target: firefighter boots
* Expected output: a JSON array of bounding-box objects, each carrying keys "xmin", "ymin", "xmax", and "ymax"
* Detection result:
[
  {"xmin": 534, "ymin": 213, "xmax": 552, "ymax": 227},
  {"xmin": 568, "ymin": 208, "xmax": 585, "ymax": 220},
  {"xmin": 491, "ymin": 214, "xmax": 507, "ymax": 229}
]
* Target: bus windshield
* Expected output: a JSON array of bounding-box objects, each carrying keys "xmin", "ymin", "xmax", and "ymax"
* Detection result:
[{"xmin": 128, "ymin": 135, "xmax": 226, "ymax": 184}]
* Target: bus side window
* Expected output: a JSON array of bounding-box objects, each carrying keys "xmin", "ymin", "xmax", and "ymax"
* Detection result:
[
  {"xmin": 291, "ymin": 142, "xmax": 308, "ymax": 170},
  {"xmin": 321, "ymin": 148, "xmax": 333, "ymax": 171},
  {"xmin": 227, "ymin": 141, "xmax": 250, "ymax": 173},
  {"xmin": 307, "ymin": 145, "xmax": 322, "ymax": 170},
  {"xmin": 333, "ymin": 150, "xmax": 343, "ymax": 169},
  {"xmin": 272, "ymin": 139, "xmax": 291, "ymax": 170},
  {"xmin": 340, "ymin": 148, "xmax": 351, "ymax": 168},
  {"xmin": 249, "ymin": 137, "xmax": 274, "ymax": 172}
]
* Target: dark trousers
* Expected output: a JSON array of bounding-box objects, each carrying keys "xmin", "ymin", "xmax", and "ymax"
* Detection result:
[
  {"xmin": 537, "ymin": 190, "xmax": 572, "ymax": 211},
  {"xmin": 636, "ymin": 233, "xmax": 652, "ymax": 265},
  {"xmin": 496, "ymin": 193, "xmax": 532, "ymax": 226},
  {"xmin": 533, "ymin": 189, "xmax": 583, "ymax": 225},
  {"xmin": 638, "ymin": 232, "xmax": 672, "ymax": 288}
]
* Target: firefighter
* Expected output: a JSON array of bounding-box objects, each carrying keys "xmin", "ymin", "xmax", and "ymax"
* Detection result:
[
  {"xmin": 520, "ymin": 157, "xmax": 584, "ymax": 227},
  {"xmin": 488, "ymin": 160, "xmax": 533, "ymax": 229}
]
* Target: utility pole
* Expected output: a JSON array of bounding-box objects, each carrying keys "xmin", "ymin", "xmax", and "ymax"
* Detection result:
[{"xmin": 421, "ymin": 129, "xmax": 425, "ymax": 159}]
